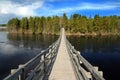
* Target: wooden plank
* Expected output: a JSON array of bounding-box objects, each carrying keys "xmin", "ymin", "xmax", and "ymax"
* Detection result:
[
  {"xmin": 49, "ymin": 28, "xmax": 76, "ymax": 80},
  {"xmin": 65, "ymin": 31, "xmax": 105, "ymax": 80}
]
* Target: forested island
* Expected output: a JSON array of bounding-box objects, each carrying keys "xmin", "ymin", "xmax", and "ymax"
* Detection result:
[
  {"xmin": 7, "ymin": 13, "xmax": 120, "ymax": 35},
  {"xmin": 0, "ymin": 24, "xmax": 7, "ymax": 31},
  {"xmin": 0, "ymin": 24, "xmax": 6, "ymax": 26}
]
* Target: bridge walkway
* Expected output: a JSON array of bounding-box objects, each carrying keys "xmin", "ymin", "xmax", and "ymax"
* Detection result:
[
  {"xmin": 49, "ymin": 28, "xmax": 76, "ymax": 80},
  {"xmin": 4, "ymin": 28, "xmax": 105, "ymax": 80}
]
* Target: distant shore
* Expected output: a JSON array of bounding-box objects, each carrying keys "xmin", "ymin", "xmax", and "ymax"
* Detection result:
[
  {"xmin": 65, "ymin": 32, "xmax": 120, "ymax": 36},
  {"xmin": 7, "ymin": 30, "xmax": 120, "ymax": 36},
  {"xmin": 0, "ymin": 27, "xmax": 7, "ymax": 31}
]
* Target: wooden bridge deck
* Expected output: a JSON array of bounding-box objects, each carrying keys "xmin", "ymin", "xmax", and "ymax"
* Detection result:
[
  {"xmin": 4, "ymin": 28, "xmax": 105, "ymax": 80},
  {"xmin": 49, "ymin": 28, "xmax": 76, "ymax": 80}
]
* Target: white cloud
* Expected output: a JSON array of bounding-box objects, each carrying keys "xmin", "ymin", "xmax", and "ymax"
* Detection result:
[
  {"xmin": 40, "ymin": 2, "xmax": 119, "ymax": 16},
  {"xmin": 45, "ymin": 0, "xmax": 67, "ymax": 2},
  {"xmin": 0, "ymin": 0, "xmax": 44, "ymax": 16},
  {"xmin": 0, "ymin": 44, "xmax": 17, "ymax": 54},
  {"xmin": 48, "ymin": 3, "xmax": 120, "ymax": 14},
  {"xmin": 79, "ymin": 3, "xmax": 119, "ymax": 10},
  {"xmin": 0, "ymin": 1, "xmax": 120, "ymax": 24}
]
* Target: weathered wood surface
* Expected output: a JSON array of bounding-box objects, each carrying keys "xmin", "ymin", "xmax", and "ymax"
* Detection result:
[
  {"xmin": 3, "ymin": 36, "xmax": 61, "ymax": 80},
  {"xmin": 66, "ymin": 37, "xmax": 105, "ymax": 80},
  {"xmin": 49, "ymin": 28, "xmax": 76, "ymax": 80},
  {"xmin": 4, "ymin": 28, "xmax": 105, "ymax": 80}
]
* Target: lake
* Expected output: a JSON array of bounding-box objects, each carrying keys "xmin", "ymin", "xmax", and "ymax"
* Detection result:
[
  {"xmin": 0, "ymin": 31, "xmax": 120, "ymax": 80},
  {"xmin": 0, "ymin": 31, "xmax": 58, "ymax": 79},
  {"xmin": 67, "ymin": 35, "xmax": 120, "ymax": 80}
]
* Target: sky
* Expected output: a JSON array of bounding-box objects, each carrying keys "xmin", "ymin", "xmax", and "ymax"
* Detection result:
[{"xmin": 0, "ymin": 0, "xmax": 120, "ymax": 24}]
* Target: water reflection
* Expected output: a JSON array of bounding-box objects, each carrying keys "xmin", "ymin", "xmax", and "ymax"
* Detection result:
[
  {"xmin": 1, "ymin": 32, "xmax": 120, "ymax": 80},
  {"xmin": 0, "ymin": 32, "xmax": 8, "ymax": 42},
  {"xmin": 7, "ymin": 33, "xmax": 58, "ymax": 50},
  {"xmin": 0, "ymin": 32, "xmax": 58, "ymax": 79},
  {"xmin": 67, "ymin": 35, "xmax": 120, "ymax": 80}
]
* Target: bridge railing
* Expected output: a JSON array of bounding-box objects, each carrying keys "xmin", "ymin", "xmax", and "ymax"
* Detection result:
[
  {"xmin": 63, "ymin": 32, "xmax": 105, "ymax": 80},
  {"xmin": 4, "ymin": 33, "xmax": 62, "ymax": 80}
]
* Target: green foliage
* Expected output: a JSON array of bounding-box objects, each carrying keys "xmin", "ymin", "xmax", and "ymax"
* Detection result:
[
  {"xmin": 87, "ymin": 17, "xmax": 93, "ymax": 33},
  {"xmin": 20, "ymin": 17, "xmax": 28, "ymax": 33},
  {"xmin": 37, "ymin": 17, "xmax": 43, "ymax": 34},
  {"xmin": 93, "ymin": 15, "xmax": 101, "ymax": 32},
  {"xmin": 29, "ymin": 16, "xmax": 35, "ymax": 34},
  {"xmin": 69, "ymin": 14, "xmax": 80, "ymax": 32},
  {"xmin": 80, "ymin": 16, "xmax": 87, "ymax": 33},
  {"xmin": 34, "ymin": 17, "xmax": 40, "ymax": 32},
  {"xmin": 41, "ymin": 16, "xmax": 46, "ymax": 33},
  {"xmin": 46, "ymin": 16, "xmax": 52, "ymax": 33},
  {"xmin": 7, "ymin": 13, "xmax": 120, "ymax": 34},
  {"xmin": 52, "ymin": 16, "xmax": 60, "ymax": 33},
  {"xmin": 62, "ymin": 13, "xmax": 68, "ymax": 30},
  {"xmin": 0, "ymin": 24, "xmax": 6, "ymax": 26},
  {"xmin": 7, "ymin": 18, "xmax": 20, "ymax": 31}
]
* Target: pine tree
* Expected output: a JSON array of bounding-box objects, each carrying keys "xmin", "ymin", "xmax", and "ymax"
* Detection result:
[
  {"xmin": 62, "ymin": 13, "xmax": 68, "ymax": 30},
  {"xmin": 20, "ymin": 17, "xmax": 28, "ymax": 33},
  {"xmin": 87, "ymin": 17, "xmax": 93, "ymax": 33},
  {"xmin": 28, "ymin": 16, "xmax": 35, "ymax": 34}
]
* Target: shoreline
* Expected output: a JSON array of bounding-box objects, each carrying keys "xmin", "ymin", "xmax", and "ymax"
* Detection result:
[
  {"xmin": 65, "ymin": 32, "xmax": 120, "ymax": 36},
  {"xmin": 7, "ymin": 31, "xmax": 120, "ymax": 36}
]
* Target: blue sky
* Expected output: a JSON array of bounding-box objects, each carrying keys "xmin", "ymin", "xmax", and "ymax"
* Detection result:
[{"xmin": 0, "ymin": 0, "xmax": 120, "ymax": 24}]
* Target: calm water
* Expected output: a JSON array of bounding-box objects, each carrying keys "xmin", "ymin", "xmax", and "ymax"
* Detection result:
[
  {"xmin": 67, "ymin": 35, "xmax": 120, "ymax": 80},
  {"xmin": 0, "ymin": 32, "xmax": 120, "ymax": 80},
  {"xmin": 0, "ymin": 31, "xmax": 58, "ymax": 79}
]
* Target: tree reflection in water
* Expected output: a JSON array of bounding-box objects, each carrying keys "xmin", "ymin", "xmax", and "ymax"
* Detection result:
[
  {"xmin": 67, "ymin": 35, "xmax": 120, "ymax": 80},
  {"xmin": 0, "ymin": 33, "xmax": 58, "ymax": 79}
]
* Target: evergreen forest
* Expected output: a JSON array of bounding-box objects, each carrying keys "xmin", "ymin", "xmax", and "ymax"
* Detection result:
[{"xmin": 7, "ymin": 13, "xmax": 120, "ymax": 35}]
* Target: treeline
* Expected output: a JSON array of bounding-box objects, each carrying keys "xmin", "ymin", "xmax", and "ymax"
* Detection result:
[
  {"xmin": 7, "ymin": 16, "xmax": 60, "ymax": 34},
  {"xmin": 0, "ymin": 24, "xmax": 6, "ymax": 26},
  {"xmin": 7, "ymin": 13, "xmax": 120, "ymax": 35}
]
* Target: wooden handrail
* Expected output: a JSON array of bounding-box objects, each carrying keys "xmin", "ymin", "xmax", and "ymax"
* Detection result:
[
  {"xmin": 65, "ymin": 37, "xmax": 105, "ymax": 80},
  {"xmin": 4, "ymin": 31, "xmax": 62, "ymax": 80},
  {"xmin": 4, "ymin": 28, "xmax": 105, "ymax": 80}
]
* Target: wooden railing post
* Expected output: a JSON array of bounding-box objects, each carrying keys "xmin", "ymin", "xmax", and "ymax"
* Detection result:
[
  {"xmin": 10, "ymin": 69, "xmax": 19, "ymax": 80},
  {"xmin": 94, "ymin": 66, "xmax": 103, "ymax": 77},
  {"xmin": 18, "ymin": 65, "xmax": 24, "ymax": 80},
  {"xmin": 4, "ymin": 32, "xmax": 61, "ymax": 80},
  {"xmin": 44, "ymin": 54, "xmax": 46, "ymax": 74},
  {"xmin": 65, "ymin": 32, "xmax": 105, "ymax": 80}
]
